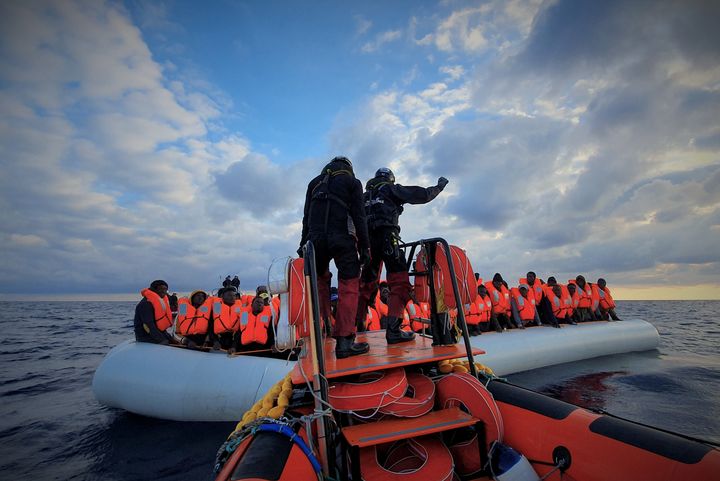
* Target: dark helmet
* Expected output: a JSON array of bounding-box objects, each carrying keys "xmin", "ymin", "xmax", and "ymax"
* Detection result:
[
  {"xmin": 375, "ymin": 167, "xmax": 395, "ymax": 183},
  {"xmin": 331, "ymin": 156, "xmax": 353, "ymax": 168}
]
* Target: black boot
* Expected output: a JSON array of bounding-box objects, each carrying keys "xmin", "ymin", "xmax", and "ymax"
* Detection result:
[
  {"xmin": 386, "ymin": 316, "xmax": 415, "ymax": 344},
  {"xmin": 334, "ymin": 335, "xmax": 369, "ymax": 359}
]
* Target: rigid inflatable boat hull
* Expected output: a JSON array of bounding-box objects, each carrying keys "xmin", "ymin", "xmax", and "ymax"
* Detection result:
[
  {"xmin": 470, "ymin": 318, "xmax": 659, "ymax": 376},
  {"xmin": 92, "ymin": 340, "xmax": 294, "ymax": 421}
]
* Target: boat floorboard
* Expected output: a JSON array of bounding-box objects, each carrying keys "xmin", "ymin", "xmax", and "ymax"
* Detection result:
[{"xmin": 291, "ymin": 330, "xmax": 484, "ymax": 384}]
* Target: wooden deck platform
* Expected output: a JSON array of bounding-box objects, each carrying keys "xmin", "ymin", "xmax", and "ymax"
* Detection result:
[{"xmin": 290, "ymin": 330, "xmax": 484, "ymax": 384}]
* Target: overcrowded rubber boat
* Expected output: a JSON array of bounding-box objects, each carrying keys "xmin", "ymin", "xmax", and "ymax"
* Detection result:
[
  {"xmin": 210, "ymin": 239, "xmax": 720, "ymax": 481},
  {"xmin": 92, "ymin": 318, "xmax": 658, "ymax": 421}
]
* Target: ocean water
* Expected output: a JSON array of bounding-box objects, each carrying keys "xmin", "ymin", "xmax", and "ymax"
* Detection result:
[{"xmin": 0, "ymin": 300, "xmax": 718, "ymax": 480}]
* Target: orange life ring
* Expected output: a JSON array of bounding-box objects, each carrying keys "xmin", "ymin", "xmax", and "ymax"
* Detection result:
[
  {"xmin": 414, "ymin": 244, "xmax": 476, "ymax": 310},
  {"xmin": 436, "ymin": 372, "xmax": 503, "ymax": 450},
  {"xmin": 360, "ymin": 436, "xmax": 454, "ymax": 481},
  {"xmin": 329, "ymin": 368, "xmax": 408, "ymax": 412},
  {"xmin": 379, "ymin": 372, "xmax": 435, "ymax": 418},
  {"xmin": 288, "ymin": 258, "xmax": 310, "ymax": 338}
]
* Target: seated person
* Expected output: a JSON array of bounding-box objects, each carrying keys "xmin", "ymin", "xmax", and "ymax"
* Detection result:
[
  {"xmin": 211, "ymin": 287, "xmax": 243, "ymax": 353},
  {"xmin": 176, "ymin": 290, "xmax": 212, "ymax": 348},
  {"xmin": 570, "ymin": 275, "xmax": 597, "ymax": 322},
  {"xmin": 510, "ymin": 285, "xmax": 542, "ymax": 328},
  {"xmin": 485, "ymin": 273, "xmax": 513, "ymax": 330},
  {"xmin": 238, "ymin": 295, "xmax": 275, "ymax": 351},
  {"xmin": 596, "ymin": 278, "xmax": 621, "ymax": 320},
  {"xmin": 365, "ymin": 306, "xmax": 381, "ymax": 331},
  {"xmin": 134, "ymin": 280, "xmax": 175, "ymax": 344}
]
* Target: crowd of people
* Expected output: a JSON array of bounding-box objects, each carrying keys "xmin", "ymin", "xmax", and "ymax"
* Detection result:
[
  {"xmin": 132, "ymin": 269, "xmax": 621, "ymax": 351},
  {"xmin": 133, "ymin": 155, "xmax": 620, "ymax": 354},
  {"xmin": 133, "ymin": 277, "xmax": 280, "ymax": 353}
]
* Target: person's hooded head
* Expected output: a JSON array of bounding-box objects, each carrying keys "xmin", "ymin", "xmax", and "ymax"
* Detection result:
[
  {"xmin": 526, "ymin": 272, "xmax": 536, "ymax": 285},
  {"xmin": 552, "ymin": 284, "xmax": 562, "ymax": 297},
  {"xmin": 547, "ymin": 277, "xmax": 557, "ymax": 286},
  {"xmin": 519, "ymin": 285, "xmax": 529, "ymax": 298},
  {"xmin": 576, "ymin": 275, "xmax": 586, "ymax": 288},
  {"xmin": 149, "ymin": 280, "xmax": 169, "ymax": 297},
  {"xmin": 478, "ymin": 284, "xmax": 488, "ymax": 297},
  {"xmin": 597, "ymin": 278, "xmax": 607, "ymax": 289},
  {"xmin": 324, "ymin": 156, "xmax": 353, "ymax": 176},
  {"xmin": 256, "ymin": 285, "xmax": 270, "ymax": 305},
  {"xmin": 492, "ymin": 273, "xmax": 504, "ymax": 289},
  {"xmin": 190, "ymin": 290, "xmax": 208, "ymax": 308},
  {"xmin": 567, "ymin": 283, "xmax": 576, "ymax": 294}
]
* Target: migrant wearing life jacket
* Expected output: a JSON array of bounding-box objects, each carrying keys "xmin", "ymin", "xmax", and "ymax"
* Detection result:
[
  {"xmin": 559, "ymin": 284, "xmax": 574, "ymax": 317},
  {"xmin": 511, "ymin": 287, "xmax": 537, "ymax": 322},
  {"xmin": 519, "ymin": 277, "xmax": 544, "ymax": 305},
  {"xmin": 140, "ymin": 288, "xmax": 174, "ymax": 331},
  {"xmin": 598, "ymin": 286, "xmax": 616, "ymax": 310},
  {"xmin": 542, "ymin": 285, "xmax": 566, "ymax": 319},
  {"xmin": 366, "ymin": 307, "xmax": 381, "ymax": 331},
  {"xmin": 176, "ymin": 296, "xmax": 212, "ymax": 336},
  {"xmin": 485, "ymin": 281, "xmax": 511, "ymax": 316},
  {"xmin": 240, "ymin": 303, "xmax": 275, "ymax": 346},
  {"xmin": 569, "ymin": 280, "xmax": 592, "ymax": 309},
  {"xmin": 212, "ymin": 297, "xmax": 244, "ymax": 335},
  {"xmin": 465, "ymin": 295, "xmax": 483, "ymax": 326}
]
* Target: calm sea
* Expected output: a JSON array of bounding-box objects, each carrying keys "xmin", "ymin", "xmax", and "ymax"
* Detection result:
[{"xmin": 0, "ymin": 300, "xmax": 718, "ymax": 480}]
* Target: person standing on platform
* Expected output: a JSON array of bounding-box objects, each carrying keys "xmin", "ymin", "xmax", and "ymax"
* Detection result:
[
  {"xmin": 299, "ymin": 156, "xmax": 371, "ymax": 359},
  {"xmin": 357, "ymin": 167, "xmax": 448, "ymax": 344},
  {"xmin": 134, "ymin": 280, "xmax": 175, "ymax": 344}
]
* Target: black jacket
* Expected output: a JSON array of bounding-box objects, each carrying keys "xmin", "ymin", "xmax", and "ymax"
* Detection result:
[
  {"xmin": 134, "ymin": 298, "xmax": 172, "ymax": 344},
  {"xmin": 300, "ymin": 160, "xmax": 370, "ymax": 251},
  {"xmin": 364, "ymin": 178, "xmax": 443, "ymax": 232}
]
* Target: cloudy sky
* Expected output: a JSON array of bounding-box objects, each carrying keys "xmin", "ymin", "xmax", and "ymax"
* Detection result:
[{"xmin": 1, "ymin": 0, "xmax": 718, "ymax": 299}]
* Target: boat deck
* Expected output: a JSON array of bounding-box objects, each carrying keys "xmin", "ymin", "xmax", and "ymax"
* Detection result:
[{"xmin": 290, "ymin": 330, "xmax": 484, "ymax": 384}]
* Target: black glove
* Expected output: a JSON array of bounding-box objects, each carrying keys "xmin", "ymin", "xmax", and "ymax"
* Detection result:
[
  {"xmin": 297, "ymin": 246, "xmax": 304, "ymax": 258},
  {"xmin": 359, "ymin": 248, "xmax": 371, "ymax": 268},
  {"xmin": 437, "ymin": 177, "xmax": 449, "ymax": 190}
]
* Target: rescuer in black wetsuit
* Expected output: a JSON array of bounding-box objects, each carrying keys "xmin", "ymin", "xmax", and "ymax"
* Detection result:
[
  {"xmin": 299, "ymin": 156, "xmax": 371, "ymax": 359},
  {"xmin": 357, "ymin": 168, "xmax": 448, "ymax": 344}
]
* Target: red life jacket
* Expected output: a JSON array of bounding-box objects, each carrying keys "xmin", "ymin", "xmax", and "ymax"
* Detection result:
[
  {"xmin": 212, "ymin": 298, "xmax": 244, "ymax": 334},
  {"xmin": 176, "ymin": 297, "xmax": 211, "ymax": 336},
  {"xmin": 560, "ymin": 284, "xmax": 574, "ymax": 316},
  {"xmin": 466, "ymin": 294, "xmax": 490, "ymax": 325},
  {"xmin": 375, "ymin": 292, "xmax": 389, "ymax": 318},
  {"xmin": 239, "ymin": 294, "xmax": 254, "ymax": 307},
  {"xmin": 598, "ymin": 286, "xmax": 616, "ymax": 310},
  {"xmin": 240, "ymin": 304, "xmax": 274, "ymax": 345},
  {"xmin": 511, "ymin": 288, "xmax": 537, "ymax": 321},
  {"xmin": 366, "ymin": 307, "xmax": 381, "ymax": 331},
  {"xmin": 140, "ymin": 288, "xmax": 173, "ymax": 331},
  {"xmin": 485, "ymin": 282, "xmax": 510, "ymax": 315}
]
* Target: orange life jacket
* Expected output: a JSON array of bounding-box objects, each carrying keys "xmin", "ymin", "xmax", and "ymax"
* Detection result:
[
  {"xmin": 543, "ymin": 286, "xmax": 566, "ymax": 318},
  {"xmin": 375, "ymin": 292, "xmax": 389, "ymax": 318},
  {"xmin": 466, "ymin": 294, "xmax": 490, "ymax": 325},
  {"xmin": 598, "ymin": 286, "xmax": 616, "ymax": 310},
  {"xmin": 240, "ymin": 304, "xmax": 274, "ymax": 345},
  {"xmin": 140, "ymin": 288, "xmax": 173, "ymax": 331},
  {"xmin": 589, "ymin": 284, "xmax": 601, "ymax": 311},
  {"xmin": 511, "ymin": 287, "xmax": 537, "ymax": 321},
  {"xmin": 405, "ymin": 300, "xmax": 425, "ymax": 332},
  {"xmin": 485, "ymin": 282, "xmax": 510, "ymax": 315},
  {"xmin": 569, "ymin": 280, "xmax": 592, "ymax": 309},
  {"xmin": 239, "ymin": 294, "xmax": 254, "ymax": 307},
  {"xmin": 366, "ymin": 307, "xmax": 381, "ymax": 331},
  {"xmin": 559, "ymin": 284, "xmax": 574, "ymax": 316},
  {"xmin": 176, "ymin": 297, "xmax": 211, "ymax": 336},
  {"xmin": 212, "ymin": 298, "xmax": 244, "ymax": 334},
  {"xmin": 519, "ymin": 277, "xmax": 544, "ymax": 305}
]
